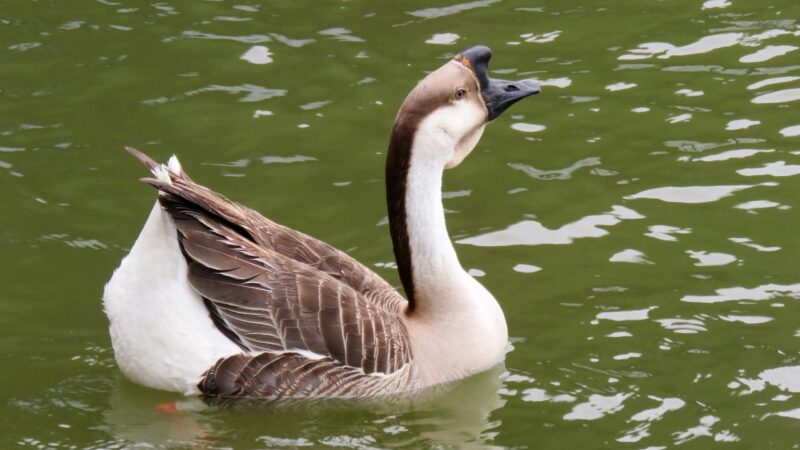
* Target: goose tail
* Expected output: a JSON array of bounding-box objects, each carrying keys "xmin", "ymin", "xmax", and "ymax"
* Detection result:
[{"xmin": 125, "ymin": 146, "xmax": 192, "ymax": 185}]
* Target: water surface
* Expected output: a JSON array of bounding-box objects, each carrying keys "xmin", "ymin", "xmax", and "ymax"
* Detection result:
[{"xmin": 2, "ymin": 0, "xmax": 800, "ymax": 448}]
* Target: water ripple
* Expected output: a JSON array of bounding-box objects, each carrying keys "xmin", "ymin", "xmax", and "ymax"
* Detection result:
[
  {"xmin": 425, "ymin": 33, "xmax": 460, "ymax": 45},
  {"xmin": 682, "ymin": 283, "xmax": 800, "ymax": 303},
  {"xmin": 692, "ymin": 148, "xmax": 773, "ymax": 162},
  {"xmin": 737, "ymin": 161, "xmax": 800, "ymax": 177},
  {"xmin": 725, "ymin": 119, "xmax": 760, "ymax": 130},
  {"xmin": 627, "ymin": 183, "xmax": 774, "ymax": 204},
  {"xmin": 240, "ymin": 45, "xmax": 273, "ymax": 64},
  {"xmin": 563, "ymin": 393, "xmax": 632, "ymax": 421},
  {"xmin": 458, "ymin": 205, "xmax": 643, "ymax": 247},
  {"xmin": 739, "ymin": 45, "xmax": 798, "ymax": 63},
  {"xmin": 180, "ymin": 30, "xmax": 271, "ymax": 43},
  {"xmin": 319, "ymin": 28, "xmax": 364, "ymax": 43},
  {"xmin": 509, "ymin": 157, "xmax": 600, "ymax": 180},
  {"xmin": 596, "ymin": 307, "xmax": 657, "ymax": 322},
  {"xmin": 752, "ymin": 88, "xmax": 800, "ymax": 104},
  {"xmin": 407, "ymin": 0, "xmax": 500, "ymax": 19},
  {"xmin": 609, "ymin": 249, "xmax": 653, "ymax": 264},
  {"xmin": 687, "ymin": 250, "xmax": 737, "ymax": 266},
  {"xmin": 779, "ymin": 124, "xmax": 800, "ymax": 136}
]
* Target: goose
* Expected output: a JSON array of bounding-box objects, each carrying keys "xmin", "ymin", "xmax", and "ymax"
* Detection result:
[{"xmin": 103, "ymin": 45, "xmax": 540, "ymax": 399}]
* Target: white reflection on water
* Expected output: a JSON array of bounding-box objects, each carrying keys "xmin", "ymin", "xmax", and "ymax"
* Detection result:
[
  {"xmin": 626, "ymin": 183, "xmax": 775, "ymax": 204},
  {"xmin": 537, "ymin": 77, "xmax": 572, "ymax": 88},
  {"xmin": 655, "ymin": 318, "xmax": 707, "ymax": 334},
  {"xmin": 779, "ymin": 124, "xmax": 800, "ymax": 137},
  {"xmin": 261, "ymin": 155, "xmax": 317, "ymax": 164},
  {"xmin": 613, "ymin": 352, "xmax": 641, "ymax": 360},
  {"xmin": 240, "ymin": 45, "xmax": 272, "ymax": 64},
  {"xmin": 425, "ymin": 32, "xmax": 460, "ymax": 45},
  {"xmin": 738, "ymin": 161, "xmax": 800, "ymax": 177},
  {"xmin": 719, "ymin": 314, "xmax": 773, "ymax": 324},
  {"xmin": 632, "ymin": 397, "xmax": 686, "ymax": 421},
  {"xmin": 759, "ymin": 366, "xmax": 800, "ymax": 392},
  {"xmin": 675, "ymin": 88, "xmax": 703, "ymax": 97},
  {"xmin": 521, "ymin": 388, "xmax": 576, "ymax": 403},
  {"xmin": 607, "ymin": 331, "xmax": 633, "ymax": 338},
  {"xmin": 686, "ymin": 250, "xmax": 736, "ymax": 266},
  {"xmin": 747, "ymin": 76, "xmax": 800, "ymax": 90},
  {"xmin": 739, "ymin": 45, "xmax": 798, "ymax": 63},
  {"xmin": 681, "ymin": 283, "xmax": 800, "ymax": 303},
  {"xmin": 606, "ymin": 82, "xmax": 637, "ymax": 91},
  {"xmin": 512, "ymin": 263, "xmax": 541, "ymax": 273},
  {"xmin": 666, "ymin": 113, "xmax": 692, "ymax": 124},
  {"xmin": 691, "ymin": 148, "xmax": 772, "ymax": 161},
  {"xmin": 673, "ymin": 415, "xmax": 739, "ymax": 444},
  {"xmin": 509, "ymin": 156, "xmax": 600, "ymax": 180},
  {"xmin": 730, "ymin": 236, "xmax": 781, "ymax": 252},
  {"xmin": 214, "ymin": 15, "xmax": 253, "ymax": 23},
  {"xmin": 518, "ymin": 30, "xmax": 561, "ymax": 43},
  {"xmin": 299, "ymin": 100, "xmax": 332, "ymax": 110},
  {"xmin": 510, "ymin": 122, "xmax": 546, "ymax": 133},
  {"xmin": 618, "ymin": 396, "xmax": 686, "ymax": 443},
  {"xmin": 458, "ymin": 205, "xmax": 643, "ymax": 247},
  {"xmin": 318, "ymin": 28, "xmax": 364, "ymax": 43},
  {"xmin": 253, "ymin": 109, "xmax": 273, "ymax": 118},
  {"xmin": 702, "ymin": 0, "xmax": 731, "ymax": 9},
  {"xmin": 407, "ymin": 0, "xmax": 500, "ymax": 19},
  {"xmin": 609, "ymin": 249, "xmax": 653, "ymax": 264},
  {"xmin": 563, "ymin": 392, "xmax": 632, "ymax": 421},
  {"xmin": 596, "ymin": 307, "xmax": 656, "ymax": 322},
  {"xmin": 772, "ymin": 408, "xmax": 800, "ymax": 420},
  {"xmin": 259, "ymin": 436, "xmax": 314, "ymax": 446},
  {"xmin": 664, "ymin": 138, "xmax": 767, "ymax": 154},
  {"xmin": 619, "ymin": 26, "xmax": 797, "ymax": 63},
  {"xmin": 752, "ymin": 88, "xmax": 800, "ymax": 104},
  {"xmin": 734, "ymin": 199, "xmax": 785, "ymax": 211},
  {"xmin": 619, "ymin": 33, "xmax": 742, "ymax": 60},
  {"xmin": 180, "ymin": 30, "xmax": 270, "ymax": 43},
  {"xmin": 270, "ymin": 33, "xmax": 315, "ymax": 48},
  {"xmin": 725, "ymin": 119, "xmax": 760, "ymax": 130},
  {"xmin": 184, "ymin": 84, "xmax": 287, "ymax": 102}
]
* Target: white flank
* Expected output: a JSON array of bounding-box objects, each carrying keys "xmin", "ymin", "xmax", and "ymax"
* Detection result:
[{"xmin": 103, "ymin": 202, "xmax": 242, "ymax": 394}]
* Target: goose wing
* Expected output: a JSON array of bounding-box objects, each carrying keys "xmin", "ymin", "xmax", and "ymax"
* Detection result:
[
  {"xmin": 127, "ymin": 148, "xmax": 401, "ymax": 310},
  {"xmin": 130, "ymin": 149, "xmax": 413, "ymax": 376}
]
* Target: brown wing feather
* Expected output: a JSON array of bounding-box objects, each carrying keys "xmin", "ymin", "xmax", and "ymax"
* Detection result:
[
  {"xmin": 199, "ymin": 352, "xmax": 414, "ymax": 398},
  {"xmin": 161, "ymin": 196, "xmax": 413, "ymax": 375},
  {"xmin": 139, "ymin": 168, "xmax": 404, "ymax": 313}
]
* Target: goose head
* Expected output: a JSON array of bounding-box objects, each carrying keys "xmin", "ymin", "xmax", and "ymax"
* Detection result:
[{"xmin": 391, "ymin": 45, "xmax": 540, "ymax": 169}]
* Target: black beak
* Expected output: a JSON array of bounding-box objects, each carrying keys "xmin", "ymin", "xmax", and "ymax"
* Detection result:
[
  {"xmin": 454, "ymin": 45, "xmax": 541, "ymax": 122},
  {"xmin": 482, "ymin": 78, "xmax": 541, "ymax": 122}
]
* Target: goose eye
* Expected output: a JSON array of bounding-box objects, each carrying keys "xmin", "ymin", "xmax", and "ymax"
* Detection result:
[{"xmin": 454, "ymin": 87, "xmax": 467, "ymax": 100}]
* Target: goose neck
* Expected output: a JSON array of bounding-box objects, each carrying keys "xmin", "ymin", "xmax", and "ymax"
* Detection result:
[{"xmin": 386, "ymin": 122, "xmax": 466, "ymax": 314}]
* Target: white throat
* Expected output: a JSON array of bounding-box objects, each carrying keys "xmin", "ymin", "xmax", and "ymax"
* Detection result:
[
  {"xmin": 404, "ymin": 111, "xmax": 481, "ymax": 315},
  {"xmin": 406, "ymin": 137, "xmax": 461, "ymax": 300},
  {"xmin": 401, "ymin": 111, "xmax": 508, "ymax": 383}
]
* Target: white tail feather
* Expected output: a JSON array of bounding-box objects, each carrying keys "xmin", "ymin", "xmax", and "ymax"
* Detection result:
[{"xmin": 168, "ymin": 155, "xmax": 182, "ymax": 175}]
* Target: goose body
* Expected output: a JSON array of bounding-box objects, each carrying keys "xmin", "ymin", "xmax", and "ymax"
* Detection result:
[{"xmin": 103, "ymin": 46, "xmax": 539, "ymax": 398}]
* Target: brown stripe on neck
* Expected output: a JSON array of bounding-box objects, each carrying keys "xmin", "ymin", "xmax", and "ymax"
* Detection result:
[
  {"xmin": 386, "ymin": 105, "xmax": 445, "ymax": 313},
  {"xmin": 386, "ymin": 117, "xmax": 418, "ymax": 313},
  {"xmin": 386, "ymin": 61, "xmax": 469, "ymax": 313}
]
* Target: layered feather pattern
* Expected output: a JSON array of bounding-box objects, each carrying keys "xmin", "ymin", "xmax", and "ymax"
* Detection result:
[{"xmin": 127, "ymin": 149, "xmax": 417, "ymax": 397}]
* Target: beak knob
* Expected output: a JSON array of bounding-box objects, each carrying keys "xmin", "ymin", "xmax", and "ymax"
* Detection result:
[{"xmin": 454, "ymin": 45, "xmax": 541, "ymax": 121}]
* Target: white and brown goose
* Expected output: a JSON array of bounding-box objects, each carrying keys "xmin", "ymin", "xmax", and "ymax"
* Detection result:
[{"xmin": 104, "ymin": 45, "xmax": 540, "ymax": 398}]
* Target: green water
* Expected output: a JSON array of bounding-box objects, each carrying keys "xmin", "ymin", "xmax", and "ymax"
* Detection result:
[{"xmin": 2, "ymin": 0, "xmax": 800, "ymax": 448}]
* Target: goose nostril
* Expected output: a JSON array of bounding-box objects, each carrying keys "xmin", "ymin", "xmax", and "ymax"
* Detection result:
[{"xmin": 504, "ymin": 84, "xmax": 519, "ymax": 92}]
